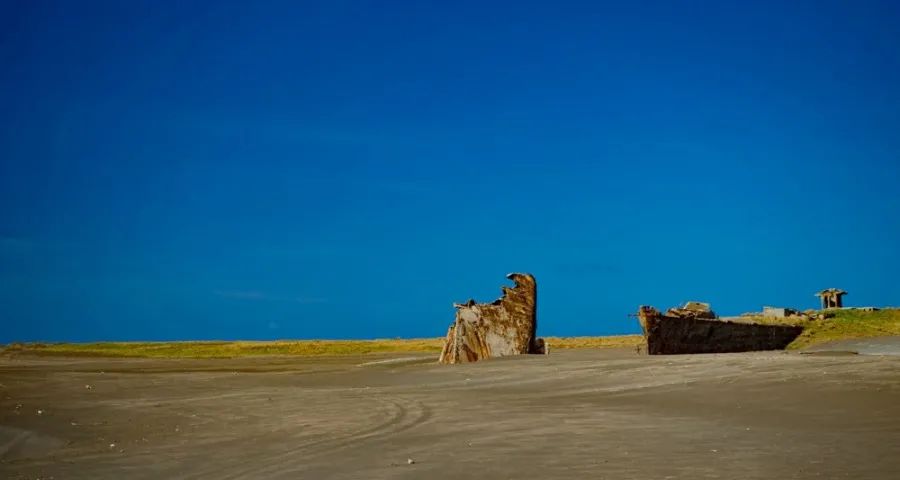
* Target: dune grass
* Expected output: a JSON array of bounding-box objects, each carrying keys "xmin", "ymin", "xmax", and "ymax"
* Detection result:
[
  {"xmin": 545, "ymin": 335, "xmax": 643, "ymax": 349},
  {"xmin": 0, "ymin": 335, "xmax": 644, "ymax": 359},
  {"xmin": 786, "ymin": 308, "xmax": 900, "ymax": 349},
  {"xmin": 720, "ymin": 309, "xmax": 900, "ymax": 349},
  {"xmin": 0, "ymin": 339, "xmax": 446, "ymax": 358},
  {"xmin": 4, "ymin": 309, "xmax": 896, "ymax": 359}
]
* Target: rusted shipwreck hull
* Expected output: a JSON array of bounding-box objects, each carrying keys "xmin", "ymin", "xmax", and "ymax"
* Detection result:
[
  {"xmin": 637, "ymin": 305, "xmax": 803, "ymax": 355},
  {"xmin": 439, "ymin": 273, "xmax": 546, "ymax": 364}
]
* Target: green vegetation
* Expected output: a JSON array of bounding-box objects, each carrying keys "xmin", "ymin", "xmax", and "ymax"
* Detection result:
[
  {"xmin": 731, "ymin": 315, "xmax": 809, "ymax": 327},
  {"xmin": 724, "ymin": 309, "xmax": 900, "ymax": 349},
  {"xmin": 0, "ymin": 335, "xmax": 643, "ymax": 359},
  {"xmin": 786, "ymin": 308, "xmax": 900, "ymax": 349},
  {"xmin": 0, "ymin": 339, "xmax": 446, "ymax": 358},
  {"xmin": 545, "ymin": 335, "xmax": 643, "ymax": 349},
  {"xmin": 4, "ymin": 309, "xmax": 897, "ymax": 359}
]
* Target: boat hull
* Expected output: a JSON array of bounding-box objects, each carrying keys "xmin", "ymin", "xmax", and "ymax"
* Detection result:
[{"xmin": 638, "ymin": 307, "xmax": 804, "ymax": 355}]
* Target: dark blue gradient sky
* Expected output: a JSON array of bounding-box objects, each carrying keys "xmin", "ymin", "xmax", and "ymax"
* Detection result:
[{"xmin": 1, "ymin": 0, "xmax": 899, "ymax": 342}]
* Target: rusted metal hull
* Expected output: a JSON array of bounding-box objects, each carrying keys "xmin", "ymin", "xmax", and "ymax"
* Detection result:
[
  {"xmin": 637, "ymin": 306, "xmax": 803, "ymax": 355},
  {"xmin": 439, "ymin": 273, "xmax": 546, "ymax": 364}
]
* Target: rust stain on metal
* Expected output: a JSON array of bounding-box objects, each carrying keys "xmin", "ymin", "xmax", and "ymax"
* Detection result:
[
  {"xmin": 637, "ymin": 303, "xmax": 803, "ymax": 355},
  {"xmin": 438, "ymin": 273, "xmax": 546, "ymax": 364}
]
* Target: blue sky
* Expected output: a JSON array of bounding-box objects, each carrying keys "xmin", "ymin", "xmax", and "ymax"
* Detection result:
[{"xmin": 1, "ymin": 0, "xmax": 899, "ymax": 342}]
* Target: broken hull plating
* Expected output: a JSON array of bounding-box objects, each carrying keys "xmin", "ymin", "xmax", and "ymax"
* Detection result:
[
  {"xmin": 638, "ymin": 309, "xmax": 804, "ymax": 355},
  {"xmin": 439, "ymin": 273, "xmax": 545, "ymax": 364}
]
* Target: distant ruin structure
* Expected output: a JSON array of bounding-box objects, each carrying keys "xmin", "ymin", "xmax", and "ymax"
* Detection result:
[
  {"xmin": 762, "ymin": 306, "xmax": 799, "ymax": 318},
  {"xmin": 438, "ymin": 273, "xmax": 546, "ymax": 364},
  {"xmin": 816, "ymin": 288, "xmax": 847, "ymax": 309}
]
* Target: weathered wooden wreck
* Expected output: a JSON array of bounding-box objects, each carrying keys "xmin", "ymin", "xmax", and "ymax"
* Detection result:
[
  {"xmin": 438, "ymin": 273, "xmax": 547, "ymax": 364},
  {"xmin": 637, "ymin": 302, "xmax": 804, "ymax": 355}
]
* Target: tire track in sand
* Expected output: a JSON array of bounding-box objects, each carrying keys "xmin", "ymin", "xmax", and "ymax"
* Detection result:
[{"xmin": 211, "ymin": 393, "xmax": 432, "ymax": 480}]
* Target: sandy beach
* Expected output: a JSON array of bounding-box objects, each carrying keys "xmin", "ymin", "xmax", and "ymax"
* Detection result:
[{"xmin": 2, "ymin": 347, "xmax": 899, "ymax": 479}]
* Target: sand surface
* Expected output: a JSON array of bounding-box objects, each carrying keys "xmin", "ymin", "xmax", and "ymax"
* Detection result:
[
  {"xmin": 2, "ymin": 348, "xmax": 899, "ymax": 479},
  {"xmin": 805, "ymin": 336, "xmax": 900, "ymax": 356}
]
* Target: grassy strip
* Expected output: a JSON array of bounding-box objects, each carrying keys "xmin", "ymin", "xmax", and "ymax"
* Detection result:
[
  {"xmin": 0, "ymin": 335, "xmax": 643, "ymax": 359},
  {"xmin": 714, "ymin": 309, "xmax": 900, "ymax": 349},
  {"xmin": 5, "ymin": 308, "xmax": 895, "ymax": 359},
  {"xmin": 545, "ymin": 335, "xmax": 643, "ymax": 349},
  {"xmin": 786, "ymin": 308, "xmax": 900, "ymax": 349},
  {"xmin": 0, "ymin": 339, "xmax": 445, "ymax": 358}
]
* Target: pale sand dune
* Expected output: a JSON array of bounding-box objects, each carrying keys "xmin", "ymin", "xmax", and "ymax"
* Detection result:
[{"xmin": 1, "ymin": 349, "xmax": 899, "ymax": 479}]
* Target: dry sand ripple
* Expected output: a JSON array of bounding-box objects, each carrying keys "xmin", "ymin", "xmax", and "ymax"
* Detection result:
[{"xmin": 1, "ymin": 349, "xmax": 899, "ymax": 479}]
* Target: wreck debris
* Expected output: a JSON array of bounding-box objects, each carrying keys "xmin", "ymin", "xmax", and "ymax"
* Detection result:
[
  {"xmin": 438, "ymin": 273, "xmax": 546, "ymax": 364},
  {"xmin": 637, "ymin": 302, "xmax": 803, "ymax": 355},
  {"xmin": 761, "ymin": 306, "xmax": 799, "ymax": 318},
  {"xmin": 816, "ymin": 288, "xmax": 847, "ymax": 309},
  {"xmin": 665, "ymin": 301, "xmax": 716, "ymax": 319}
]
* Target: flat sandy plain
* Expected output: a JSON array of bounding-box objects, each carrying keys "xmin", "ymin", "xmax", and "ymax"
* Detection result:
[{"xmin": 2, "ymin": 342, "xmax": 899, "ymax": 479}]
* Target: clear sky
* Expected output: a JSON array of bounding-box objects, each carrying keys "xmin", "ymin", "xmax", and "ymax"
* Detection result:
[{"xmin": 1, "ymin": 0, "xmax": 899, "ymax": 343}]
